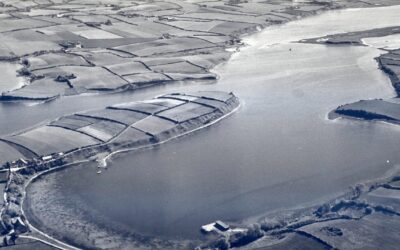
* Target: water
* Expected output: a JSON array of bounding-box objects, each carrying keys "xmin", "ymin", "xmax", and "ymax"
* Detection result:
[
  {"xmin": 24, "ymin": 5, "xmax": 400, "ymax": 243},
  {"xmin": 0, "ymin": 82, "xmax": 203, "ymax": 136},
  {"xmin": 0, "ymin": 62, "xmax": 25, "ymax": 94},
  {"xmin": 362, "ymin": 34, "xmax": 400, "ymax": 50}
]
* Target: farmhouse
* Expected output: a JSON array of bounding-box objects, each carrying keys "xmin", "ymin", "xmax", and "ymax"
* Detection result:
[
  {"xmin": 215, "ymin": 220, "xmax": 230, "ymax": 231},
  {"xmin": 201, "ymin": 220, "xmax": 230, "ymax": 234}
]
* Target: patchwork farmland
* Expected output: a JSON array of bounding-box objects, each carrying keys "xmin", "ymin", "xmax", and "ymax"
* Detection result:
[
  {"xmin": 0, "ymin": 91, "xmax": 239, "ymax": 168},
  {"xmin": 0, "ymin": 0, "xmax": 337, "ymax": 101},
  {"xmin": 0, "ymin": 91, "xmax": 239, "ymax": 249}
]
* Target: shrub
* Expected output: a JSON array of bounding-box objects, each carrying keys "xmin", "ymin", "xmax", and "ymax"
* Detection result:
[
  {"xmin": 229, "ymin": 224, "xmax": 263, "ymax": 247},
  {"xmin": 5, "ymin": 204, "xmax": 20, "ymax": 218},
  {"xmin": 213, "ymin": 237, "xmax": 230, "ymax": 250},
  {"xmin": 11, "ymin": 174, "xmax": 25, "ymax": 185},
  {"xmin": 17, "ymin": 67, "xmax": 31, "ymax": 76},
  {"xmin": 2, "ymin": 214, "xmax": 12, "ymax": 231},
  {"xmin": 260, "ymin": 218, "xmax": 285, "ymax": 231},
  {"xmin": 20, "ymin": 167, "xmax": 35, "ymax": 176},
  {"xmin": 6, "ymin": 183, "xmax": 22, "ymax": 196},
  {"xmin": 21, "ymin": 58, "xmax": 30, "ymax": 67}
]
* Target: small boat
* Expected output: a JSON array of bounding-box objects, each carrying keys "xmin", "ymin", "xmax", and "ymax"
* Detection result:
[{"xmin": 97, "ymin": 170, "xmax": 102, "ymax": 174}]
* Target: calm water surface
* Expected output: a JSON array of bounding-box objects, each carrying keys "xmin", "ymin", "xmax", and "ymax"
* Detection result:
[
  {"xmin": 0, "ymin": 62, "xmax": 25, "ymax": 94},
  {"xmin": 24, "ymin": 5, "xmax": 400, "ymax": 241}
]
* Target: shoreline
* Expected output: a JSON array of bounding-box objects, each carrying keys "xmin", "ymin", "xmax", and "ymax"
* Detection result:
[
  {"xmin": 0, "ymin": 0, "xmax": 363, "ymax": 102},
  {"xmin": 225, "ymin": 6, "xmax": 400, "ymax": 250},
  {"xmin": 101, "ymin": 102, "xmax": 241, "ymax": 166},
  {"xmin": 297, "ymin": 15, "xmax": 400, "ymax": 126},
  {"xmin": 315, "ymin": 31, "xmax": 400, "ymax": 126},
  {"xmin": 229, "ymin": 165, "xmax": 400, "ymax": 250},
  {"xmin": 2, "ymin": 1, "xmax": 400, "ymax": 249},
  {"xmin": 22, "ymin": 162, "xmax": 196, "ymax": 250},
  {"xmin": 2, "ymin": 92, "xmax": 240, "ymax": 249},
  {"xmin": 21, "ymin": 163, "xmax": 85, "ymax": 250},
  {"xmin": 20, "ymin": 103, "xmax": 242, "ymax": 250},
  {"xmin": 21, "ymin": 6, "xmax": 400, "ymax": 249}
]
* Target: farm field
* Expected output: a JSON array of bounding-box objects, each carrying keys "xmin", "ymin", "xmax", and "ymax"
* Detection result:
[
  {"xmin": 4, "ymin": 125, "xmax": 101, "ymax": 156},
  {"xmin": 333, "ymin": 99, "xmax": 400, "ymax": 124},
  {"xmin": 77, "ymin": 108, "xmax": 147, "ymax": 126},
  {"xmin": 0, "ymin": 0, "xmax": 346, "ymax": 102},
  {"xmin": 0, "ymin": 141, "xmax": 25, "ymax": 165},
  {"xmin": 157, "ymin": 102, "xmax": 214, "ymax": 123},
  {"xmin": 0, "ymin": 91, "xmax": 238, "ymax": 164},
  {"xmin": 0, "ymin": 91, "xmax": 239, "ymax": 249},
  {"xmin": 298, "ymin": 213, "xmax": 400, "ymax": 250}
]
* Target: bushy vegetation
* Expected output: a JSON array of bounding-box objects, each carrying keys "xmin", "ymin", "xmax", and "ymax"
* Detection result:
[
  {"xmin": 228, "ymin": 224, "xmax": 264, "ymax": 248},
  {"xmin": 17, "ymin": 67, "xmax": 31, "ymax": 77},
  {"xmin": 260, "ymin": 218, "xmax": 285, "ymax": 231},
  {"xmin": 212, "ymin": 237, "xmax": 230, "ymax": 250}
]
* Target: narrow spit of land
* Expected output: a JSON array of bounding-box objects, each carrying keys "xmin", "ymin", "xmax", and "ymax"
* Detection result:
[
  {"xmin": 306, "ymin": 27, "xmax": 400, "ymax": 126},
  {"xmin": 0, "ymin": 91, "xmax": 239, "ymax": 249},
  {"xmin": 228, "ymin": 13, "xmax": 400, "ymax": 250}
]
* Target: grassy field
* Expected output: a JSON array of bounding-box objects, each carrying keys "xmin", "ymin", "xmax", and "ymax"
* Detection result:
[
  {"xmin": 132, "ymin": 115, "xmax": 177, "ymax": 136},
  {"xmin": 157, "ymin": 102, "xmax": 214, "ymax": 123},
  {"xmin": 112, "ymin": 101, "xmax": 170, "ymax": 114},
  {"xmin": 78, "ymin": 108, "xmax": 147, "ymax": 126},
  {"xmin": 1, "ymin": 0, "xmax": 367, "ymax": 101},
  {"xmin": 0, "ymin": 141, "xmax": 25, "ymax": 164},
  {"xmin": 0, "ymin": 63, "xmax": 25, "ymax": 94},
  {"xmin": 5, "ymin": 126, "xmax": 101, "ymax": 156}
]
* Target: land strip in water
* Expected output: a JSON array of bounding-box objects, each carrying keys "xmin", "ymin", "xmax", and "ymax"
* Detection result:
[
  {"xmin": 224, "ymin": 13, "xmax": 400, "ymax": 250},
  {"xmin": 0, "ymin": 91, "xmax": 239, "ymax": 249},
  {"xmin": 306, "ymin": 27, "xmax": 400, "ymax": 126}
]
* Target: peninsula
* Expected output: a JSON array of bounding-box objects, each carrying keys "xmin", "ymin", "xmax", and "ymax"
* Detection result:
[
  {"xmin": 0, "ymin": 91, "xmax": 239, "ymax": 249},
  {"xmin": 306, "ymin": 28, "xmax": 400, "ymax": 125}
]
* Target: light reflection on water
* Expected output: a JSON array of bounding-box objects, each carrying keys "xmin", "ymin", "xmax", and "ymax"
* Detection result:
[{"xmin": 25, "ymin": 5, "xmax": 400, "ymax": 241}]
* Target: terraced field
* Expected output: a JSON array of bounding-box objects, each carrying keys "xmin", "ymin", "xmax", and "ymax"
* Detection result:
[
  {"xmin": 0, "ymin": 90, "xmax": 239, "ymax": 249},
  {"xmin": 0, "ymin": 91, "xmax": 239, "ymax": 167}
]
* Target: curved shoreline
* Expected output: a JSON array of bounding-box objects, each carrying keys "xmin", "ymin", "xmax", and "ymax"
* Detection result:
[
  {"xmin": 21, "ymin": 163, "xmax": 85, "ymax": 250},
  {"xmin": 101, "ymin": 102, "xmax": 241, "ymax": 166},
  {"xmin": 0, "ymin": 0, "xmax": 367, "ymax": 102},
  {"xmin": 9, "ymin": 94, "xmax": 240, "ymax": 249},
  {"xmin": 301, "ymin": 21, "xmax": 400, "ymax": 125},
  {"xmin": 2, "ymin": 2, "xmax": 400, "ymax": 250}
]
